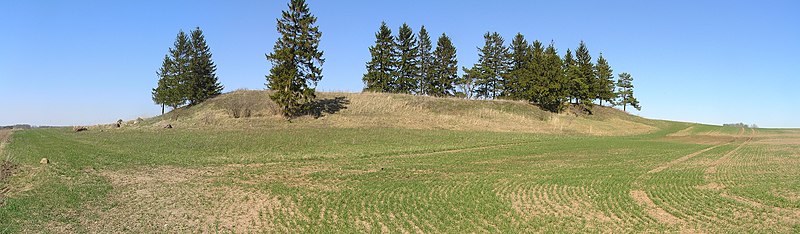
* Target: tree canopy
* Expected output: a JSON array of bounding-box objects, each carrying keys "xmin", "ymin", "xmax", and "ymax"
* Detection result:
[
  {"xmin": 430, "ymin": 33, "xmax": 458, "ymax": 97},
  {"xmin": 360, "ymin": 27, "xmax": 641, "ymax": 113},
  {"xmin": 616, "ymin": 72, "xmax": 641, "ymax": 111},
  {"xmin": 363, "ymin": 22, "xmax": 397, "ymax": 93},
  {"xmin": 266, "ymin": 0, "xmax": 325, "ymax": 117},
  {"xmin": 474, "ymin": 32, "xmax": 511, "ymax": 99},
  {"xmin": 153, "ymin": 28, "xmax": 222, "ymax": 113}
]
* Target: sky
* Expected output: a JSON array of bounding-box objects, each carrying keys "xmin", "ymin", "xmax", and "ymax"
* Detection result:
[{"xmin": 1, "ymin": 0, "xmax": 798, "ymax": 128}]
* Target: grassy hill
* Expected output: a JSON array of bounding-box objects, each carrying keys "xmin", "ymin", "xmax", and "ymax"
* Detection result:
[
  {"xmin": 2, "ymin": 91, "xmax": 799, "ymax": 232},
  {"xmin": 137, "ymin": 90, "xmax": 662, "ymax": 136}
]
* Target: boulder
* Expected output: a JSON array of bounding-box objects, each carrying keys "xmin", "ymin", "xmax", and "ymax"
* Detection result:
[
  {"xmin": 163, "ymin": 124, "xmax": 173, "ymax": 129},
  {"xmin": 39, "ymin": 158, "xmax": 49, "ymax": 164},
  {"xmin": 73, "ymin": 126, "xmax": 88, "ymax": 132}
]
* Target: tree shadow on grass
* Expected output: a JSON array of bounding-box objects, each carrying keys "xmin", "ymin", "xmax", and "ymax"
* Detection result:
[{"xmin": 303, "ymin": 96, "xmax": 350, "ymax": 119}]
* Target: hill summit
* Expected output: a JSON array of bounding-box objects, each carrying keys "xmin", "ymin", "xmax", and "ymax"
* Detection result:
[{"xmin": 140, "ymin": 90, "xmax": 661, "ymax": 136}]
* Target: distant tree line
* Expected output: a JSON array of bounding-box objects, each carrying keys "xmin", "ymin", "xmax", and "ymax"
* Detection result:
[
  {"xmin": 0, "ymin": 124, "xmax": 32, "ymax": 130},
  {"xmin": 152, "ymin": 27, "xmax": 223, "ymax": 114},
  {"xmin": 723, "ymin": 123, "xmax": 759, "ymax": 128},
  {"xmin": 363, "ymin": 27, "xmax": 642, "ymax": 113}
]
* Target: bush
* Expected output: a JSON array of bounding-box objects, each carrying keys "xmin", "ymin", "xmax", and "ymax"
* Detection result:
[{"xmin": 219, "ymin": 90, "xmax": 267, "ymax": 118}]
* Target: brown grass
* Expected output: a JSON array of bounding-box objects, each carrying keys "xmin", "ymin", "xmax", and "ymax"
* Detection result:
[
  {"xmin": 88, "ymin": 165, "xmax": 310, "ymax": 233},
  {"xmin": 136, "ymin": 90, "xmax": 659, "ymax": 136},
  {"xmin": 0, "ymin": 129, "xmax": 14, "ymax": 206}
]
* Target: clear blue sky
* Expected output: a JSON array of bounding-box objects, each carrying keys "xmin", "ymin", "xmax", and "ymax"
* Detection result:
[{"xmin": 1, "ymin": 1, "xmax": 798, "ymax": 127}]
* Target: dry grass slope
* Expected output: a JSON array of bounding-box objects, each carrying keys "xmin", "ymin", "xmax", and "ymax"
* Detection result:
[{"xmin": 139, "ymin": 90, "xmax": 659, "ymax": 136}]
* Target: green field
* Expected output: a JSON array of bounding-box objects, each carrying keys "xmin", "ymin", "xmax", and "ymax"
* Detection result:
[
  {"xmin": 1, "ymin": 122, "xmax": 799, "ymax": 233},
  {"xmin": 1, "ymin": 92, "xmax": 798, "ymax": 232}
]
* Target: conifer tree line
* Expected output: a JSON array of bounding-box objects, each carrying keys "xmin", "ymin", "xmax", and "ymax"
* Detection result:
[
  {"xmin": 364, "ymin": 28, "xmax": 641, "ymax": 113},
  {"xmin": 153, "ymin": 27, "xmax": 223, "ymax": 114},
  {"xmin": 363, "ymin": 22, "xmax": 458, "ymax": 97}
]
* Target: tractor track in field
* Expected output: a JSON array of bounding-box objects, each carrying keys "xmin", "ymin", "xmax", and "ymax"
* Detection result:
[
  {"xmin": 647, "ymin": 144, "xmax": 728, "ymax": 174},
  {"xmin": 704, "ymin": 134, "xmax": 752, "ymax": 179},
  {"xmin": 703, "ymin": 129, "xmax": 800, "ymax": 219},
  {"xmin": 381, "ymin": 141, "xmax": 537, "ymax": 160},
  {"xmin": 630, "ymin": 128, "xmax": 754, "ymax": 226}
]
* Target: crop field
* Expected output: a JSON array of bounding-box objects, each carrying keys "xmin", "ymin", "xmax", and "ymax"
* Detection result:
[{"xmin": 0, "ymin": 124, "xmax": 799, "ymax": 233}]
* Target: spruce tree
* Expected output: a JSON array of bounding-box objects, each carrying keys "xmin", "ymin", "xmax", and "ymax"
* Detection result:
[
  {"xmin": 152, "ymin": 55, "xmax": 170, "ymax": 114},
  {"xmin": 507, "ymin": 33, "xmax": 533, "ymax": 100},
  {"xmin": 173, "ymin": 31, "xmax": 193, "ymax": 105},
  {"xmin": 529, "ymin": 40, "xmax": 546, "ymax": 103},
  {"xmin": 153, "ymin": 31, "xmax": 191, "ymax": 112},
  {"xmin": 394, "ymin": 23, "xmax": 419, "ymax": 94},
  {"xmin": 266, "ymin": 0, "xmax": 324, "ymax": 117},
  {"xmin": 616, "ymin": 72, "xmax": 641, "ymax": 111},
  {"xmin": 430, "ymin": 33, "xmax": 458, "ymax": 97},
  {"xmin": 563, "ymin": 49, "xmax": 580, "ymax": 104},
  {"xmin": 188, "ymin": 27, "xmax": 223, "ymax": 105},
  {"xmin": 474, "ymin": 32, "xmax": 510, "ymax": 99},
  {"xmin": 417, "ymin": 26, "xmax": 434, "ymax": 95},
  {"xmin": 574, "ymin": 41, "xmax": 594, "ymax": 106},
  {"xmin": 539, "ymin": 43, "xmax": 567, "ymax": 112},
  {"xmin": 363, "ymin": 22, "xmax": 396, "ymax": 92},
  {"xmin": 594, "ymin": 53, "xmax": 616, "ymax": 106},
  {"xmin": 152, "ymin": 54, "xmax": 183, "ymax": 113}
]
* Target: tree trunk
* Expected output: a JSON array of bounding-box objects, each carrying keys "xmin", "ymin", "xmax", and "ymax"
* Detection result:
[{"xmin": 161, "ymin": 104, "xmax": 165, "ymax": 115}]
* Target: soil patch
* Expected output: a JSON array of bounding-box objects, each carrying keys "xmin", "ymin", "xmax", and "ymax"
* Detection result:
[
  {"xmin": 629, "ymin": 190, "xmax": 683, "ymax": 224},
  {"xmin": 89, "ymin": 165, "xmax": 308, "ymax": 232}
]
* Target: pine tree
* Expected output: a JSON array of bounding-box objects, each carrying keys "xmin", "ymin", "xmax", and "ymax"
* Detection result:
[
  {"xmin": 417, "ymin": 26, "xmax": 434, "ymax": 95},
  {"xmin": 152, "ymin": 31, "xmax": 191, "ymax": 112},
  {"xmin": 506, "ymin": 33, "xmax": 533, "ymax": 100},
  {"xmin": 152, "ymin": 54, "xmax": 183, "ymax": 113},
  {"xmin": 574, "ymin": 41, "xmax": 594, "ymax": 106},
  {"xmin": 188, "ymin": 27, "xmax": 223, "ymax": 105},
  {"xmin": 563, "ymin": 49, "xmax": 580, "ymax": 104},
  {"xmin": 594, "ymin": 53, "xmax": 616, "ymax": 106},
  {"xmin": 363, "ymin": 22, "xmax": 396, "ymax": 92},
  {"xmin": 394, "ymin": 23, "xmax": 419, "ymax": 94},
  {"xmin": 430, "ymin": 33, "xmax": 458, "ymax": 97},
  {"xmin": 474, "ymin": 32, "xmax": 510, "ymax": 99},
  {"xmin": 539, "ymin": 43, "xmax": 567, "ymax": 112},
  {"xmin": 152, "ymin": 55, "xmax": 170, "ymax": 114},
  {"xmin": 266, "ymin": 0, "xmax": 324, "ymax": 117},
  {"xmin": 616, "ymin": 72, "xmax": 641, "ymax": 111},
  {"xmin": 173, "ymin": 31, "xmax": 193, "ymax": 105},
  {"xmin": 529, "ymin": 40, "xmax": 546, "ymax": 103}
]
